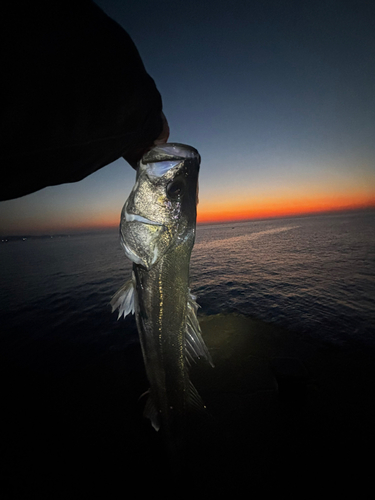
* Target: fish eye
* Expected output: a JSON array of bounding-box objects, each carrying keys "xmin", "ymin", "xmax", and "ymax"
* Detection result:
[{"xmin": 166, "ymin": 178, "xmax": 185, "ymax": 200}]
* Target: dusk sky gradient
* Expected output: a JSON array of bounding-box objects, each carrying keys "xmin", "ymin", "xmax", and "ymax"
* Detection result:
[{"xmin": 1, "ymin": 0, "xmax": 374, "ymax": 234}]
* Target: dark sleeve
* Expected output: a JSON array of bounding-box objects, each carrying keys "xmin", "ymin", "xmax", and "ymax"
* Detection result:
[{"xmin": 0, "ymin": 0, "xmax": 164, "ymax": 200}]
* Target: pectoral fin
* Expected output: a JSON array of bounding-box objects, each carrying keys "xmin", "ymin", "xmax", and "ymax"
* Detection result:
[{"xmin": 110, "ymin": 276, "xmax": 136, "ymax": 319}]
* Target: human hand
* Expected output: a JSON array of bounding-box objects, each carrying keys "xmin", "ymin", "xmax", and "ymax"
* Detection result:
[{"xmin": 124, "ymin": 112, "xmax": 170, "ymax": 169}]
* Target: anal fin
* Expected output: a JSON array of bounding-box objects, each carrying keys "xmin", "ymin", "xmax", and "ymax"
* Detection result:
[{"xmin": 142, "ymin": 391, "xmax": 160, "ymax": 431}]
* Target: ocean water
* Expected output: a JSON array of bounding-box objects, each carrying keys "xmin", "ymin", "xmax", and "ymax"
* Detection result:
[
  {"xmin": 0, "ymin": 211, "xmax": 374, "ymax": 377},
  {"xmin": 1, "ymin": 210, "xmax": 375, "ymax": 496},
  {"xmin": 191, "ymin": 211, "xmax": 375, "ymax": 346}
]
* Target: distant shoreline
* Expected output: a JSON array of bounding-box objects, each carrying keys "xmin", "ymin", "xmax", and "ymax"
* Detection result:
[{"xmin": 0, "ymin": 228, "xmax": 118, "ymax": 242}]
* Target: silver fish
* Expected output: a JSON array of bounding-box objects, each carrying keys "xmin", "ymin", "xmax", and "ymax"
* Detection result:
[{"xmin": 111, "ymin": 143, "xmax": 213, "ymax": 439}]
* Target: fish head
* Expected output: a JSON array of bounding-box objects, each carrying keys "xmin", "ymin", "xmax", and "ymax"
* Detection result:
[{"xmin": 120, "ymin": 143, "xmax": 200, "ymax": 269}]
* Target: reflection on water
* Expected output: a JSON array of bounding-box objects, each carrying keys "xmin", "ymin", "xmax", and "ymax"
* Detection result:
[{"xmin": 194, "ymin": 225, "xmax": 299, "ymax": 251}]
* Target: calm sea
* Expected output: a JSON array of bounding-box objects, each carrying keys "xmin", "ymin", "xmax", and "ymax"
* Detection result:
[{"xmin": 1, "ymin": 211, "xmax": 374, "ymax": 376}]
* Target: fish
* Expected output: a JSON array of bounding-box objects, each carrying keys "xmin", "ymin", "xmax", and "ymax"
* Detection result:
[{"xmin": 111, "ymin": 143, "xmax": 213, "ymax": 441}]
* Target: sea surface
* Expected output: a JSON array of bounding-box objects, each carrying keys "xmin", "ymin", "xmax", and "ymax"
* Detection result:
[{"xmin": 1, "ymin": 211, "xmax": 374, "ymax": 376}]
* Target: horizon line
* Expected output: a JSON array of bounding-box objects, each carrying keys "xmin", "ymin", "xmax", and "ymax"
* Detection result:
[{"xmin": 1, "ymin": 205, "xmax": 374, "ymax": 237}]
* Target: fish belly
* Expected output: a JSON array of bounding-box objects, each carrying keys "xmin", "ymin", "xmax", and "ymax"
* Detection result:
[{"xmin": 133, "ymin": 249, "xmax": 190, "ymax": 430}]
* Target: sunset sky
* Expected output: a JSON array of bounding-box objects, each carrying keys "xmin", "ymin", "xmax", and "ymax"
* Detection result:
[{"xmin": 1, "ymin": 0, "xmax": 374, "ymax": 235}]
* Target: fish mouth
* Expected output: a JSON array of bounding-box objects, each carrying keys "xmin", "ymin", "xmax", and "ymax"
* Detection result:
[{"xmin": 125, "ymin": 211, "xmax": 163, "ymax": 226}]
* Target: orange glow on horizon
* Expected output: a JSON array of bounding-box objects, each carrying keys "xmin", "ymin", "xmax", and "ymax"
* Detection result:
[
  {"xmin": 3, "ymin": 192, "xmax": 374, "ymax": 235},
  {"xmin": 196, "ymin": 193, "xmax": 375, "ymax": 224},
  {"xmin": 99, "ymin": 195, "xmax": 375, "ymax": 228},
  {"xmin": 62, "ymin": 195, "xmax": 375, "ymax": 230}
]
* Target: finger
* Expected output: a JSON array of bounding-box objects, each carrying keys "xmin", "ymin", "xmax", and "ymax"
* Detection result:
[{"xmin": 153, "ymin": 112, "xmax": 170, "ymax": 145}]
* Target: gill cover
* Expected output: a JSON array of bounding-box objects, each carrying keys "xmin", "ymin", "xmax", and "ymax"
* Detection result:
[{"xmin": 120, "ymin": 143, "xmax": 200, "ymax": 270}]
